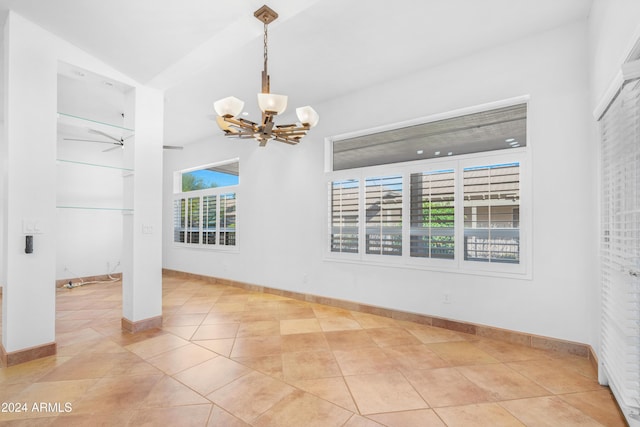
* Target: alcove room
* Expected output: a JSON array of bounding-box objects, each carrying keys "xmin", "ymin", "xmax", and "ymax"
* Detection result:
[{"xmin": 0, "ymin": 1, "xmax": 638, "ymax": 425}]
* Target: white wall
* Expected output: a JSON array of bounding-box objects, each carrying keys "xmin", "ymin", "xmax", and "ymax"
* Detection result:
[
  {"xmin": 3, "ymin": 11, "xmax": 59, "ymax": 352},
  {"xmin": 0, "ymin": 121, "xmax": 5, "ymax": 289},
  {"xmin": 163, "ymin": 21, "xmax": 596, "ymax": 345},
  {"xmin": 589, "ymin": 0, "xmax": 640, "ymax": 108},
  {"xmin": 122, "ymin": 86, "xmax": 164, "ymax": 323}
]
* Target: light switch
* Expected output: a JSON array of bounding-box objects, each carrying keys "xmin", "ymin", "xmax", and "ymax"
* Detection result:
[
  {"xmin": 23, "ymin": 219, "xmax": 44, "ymax": 234},
  {"xmin": 142, "ymin": 224, "xmax": 153, "ymax": 234}
]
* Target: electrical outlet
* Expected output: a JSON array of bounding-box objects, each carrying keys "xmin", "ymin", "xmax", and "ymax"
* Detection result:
[{"xmin": 443, "ymin": 293, "xmax": 451, "ymax": 304}]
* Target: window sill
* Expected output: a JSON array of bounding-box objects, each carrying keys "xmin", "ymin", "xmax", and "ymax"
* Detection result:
[
  {"xmin": 323, "ymin": 254, "xmax": 531, "ymax": 280},
  {"xmin": 173, "ymin": 243, "xmax": 239, "ymax": 254}
]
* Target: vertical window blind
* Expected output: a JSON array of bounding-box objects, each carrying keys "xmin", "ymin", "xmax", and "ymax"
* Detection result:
[{"xmin": 600, "ymin": 77, "xmax": 640, "ymax": 415}]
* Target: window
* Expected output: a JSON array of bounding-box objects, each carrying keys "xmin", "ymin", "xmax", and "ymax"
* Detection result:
[
  {"xmin": 327, "ymin": 100, "xmax": 528, "ymax": 276},
  {"xmin": 410, "ymin": 170, "xmax": 455, "ymax": 259},
  {"xmin": 219, "ymin": 193, "xmax": 236, "ymax": 246},
  {"xmin": 174, "ymin": 199, "xmax": 186, "ymax": 243},
  {"xmin": 187, "ymin": 197, "xmax": 200, "ymax": 243},
  {"xmin": 203, "ymin": 195, "xmax": 216, "ymax": 244},
  {"xmin": 365, "ymin": 176, "xmax": 402, "ymax": 255},
  {"xmin": 463, "ymin": 163, "xmax": 520, "ymax": 263},
  {"xmin": 330, "ymin": 180, "xmax": 359, "ymax": 253},
  {"xmin": 181, "ymin": 163, "xmax": 239, "ymax": 192},
  {"xmin": 174, "ymin": 160, "xmax": 239, "ymax": 249},
  {"xmin": 332, "ymin": 103, "xmax": 526, "ymax": 170}
]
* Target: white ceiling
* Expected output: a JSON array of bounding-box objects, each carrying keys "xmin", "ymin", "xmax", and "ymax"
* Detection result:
[{"xmin": 0, "ymin": 0, "xmax": 592, "ymax": 146}]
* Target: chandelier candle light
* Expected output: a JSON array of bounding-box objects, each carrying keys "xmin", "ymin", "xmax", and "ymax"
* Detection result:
[{"xmin": 214, "ymin": 5, "xmax": 319, "ymax": 146}]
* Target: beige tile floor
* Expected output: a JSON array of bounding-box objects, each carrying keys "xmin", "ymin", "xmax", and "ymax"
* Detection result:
[{"xmin": 0, "ymin": 276, "xmax": 628, "ymax": 426}]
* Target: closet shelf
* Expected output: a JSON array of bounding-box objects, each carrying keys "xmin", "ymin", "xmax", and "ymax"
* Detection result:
[
  {"xmin": 57, "ymin": 112, "xmax": 134, "ymax": 145},
  {"xmin": 56, "ymin": 158, "xmax": 134, "ymax": 173},
  {"xmin": 57, "ymin": 112, "xmax": 134, "ymax": 132},
  {"xmin": 56, "ymin": 206, "xmax": 133, "ymax": 213}
]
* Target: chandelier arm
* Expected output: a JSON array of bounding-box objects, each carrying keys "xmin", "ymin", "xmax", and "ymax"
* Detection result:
[
  {"xmin": 277, "ymin": 123, "xmax": 310, "ymax": 130},
  {"xmin": 274, "ymin": 127, "xmax": 310, "ymax": 136},
  {"xmin": 221, "ymin": 129, "xmax": 252, "ymax": 138},
  {"xmin": 275, "ymin": 133, "xmax": 308, "ymax": 138},
  {"xmin": 222, "ymin": 130, "xmax": 255, "ymax": 138},
  {"xmin": 274, "ymin": 125, "xmax": 310, "ymax": 133},
  {"xmin": 223, "ymin": 116, "xmax": 259, "ymax": 131},
  {"xmin": 238, "ymin": 117, "xmax": 259, "ymax": 126},
  {"xmin": 227, "ymin": 126, "xmax": 256, "ymax": 135}
]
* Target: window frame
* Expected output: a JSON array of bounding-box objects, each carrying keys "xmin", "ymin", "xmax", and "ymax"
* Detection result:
[
  {"xmin": 324, "ymin": 98, "xmax": 531, "ymax": 279},
  {"xmin": 173, "ymin": 159, "xmax": 239, "ymax": 252}
]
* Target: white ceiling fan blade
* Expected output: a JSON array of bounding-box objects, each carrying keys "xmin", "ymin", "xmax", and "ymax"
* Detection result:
[
  {"xmin": 64, "ymin": 138, "xmax": 115, "ymax": 145},
  {"xmin": 89, "ymin": 129, "xmax": 122, "ymax": 143},
  {"xmin": 163, "ymin": 145, "xmax": 183, "ymax": 150},
  {"xmin": 102, "ymin": 143, "xmax": 123, "ymax": 152}
]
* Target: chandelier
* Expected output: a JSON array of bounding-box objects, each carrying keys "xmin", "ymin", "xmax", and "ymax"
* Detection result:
[{"xmin": 213, "ymin": 5, "xmax": 319, "ymax": 146}]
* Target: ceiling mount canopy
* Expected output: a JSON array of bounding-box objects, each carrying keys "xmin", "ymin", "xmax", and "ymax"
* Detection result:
[{"xmin": 213, "ymin": 4, "xmax": 319, "ymax": 147}]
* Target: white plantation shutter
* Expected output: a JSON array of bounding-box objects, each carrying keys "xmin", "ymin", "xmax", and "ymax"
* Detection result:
[
  {"xmin": 186, "ymin": 197, "xmax": 200, "ymax": 244},
  {"xmin": 174, "ymin": 199, "xmax": 186, "ymax": 243},
  {"xmin": 410, "ymin": 170, "xmax": 455, "ymax": 259},
  {"xmin": 219, "ymin": 193, "xmax": 236, "ymax": 246},
  {"xmin": 173, "ymin": 192, "xmax": 237, "ymax": 248},
  {"xmin": 203, "ymin": 195, "xmax": 217, "ymax": 245},
  {"xmin": 600, "ymin": 74, "xmax": 640, "ymax": 419},
  {"xmin": 365, "ymin": 175, "xmax": 402, "ymax": 255},
  {"xmin": 331, "ymin": 180, "xmax": 360, "ymax": 253},
  {"xmin": 463, "ymin": 163, "xmax": 520, "ymax": 263}
]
